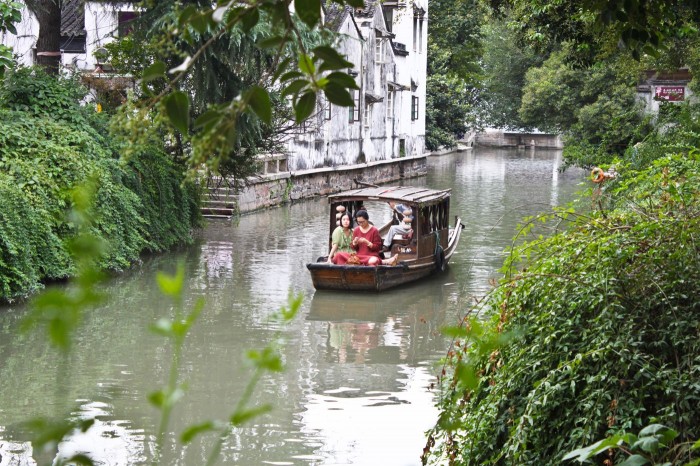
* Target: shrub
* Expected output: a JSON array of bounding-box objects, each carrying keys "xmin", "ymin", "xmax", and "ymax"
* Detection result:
[
  {"xmin": 0, "ymin": 174, "xmax": 69, "ymax": 300},
  {"xmin": 0, "ymin": 70, "xmax": 201, "ymax": 301},
  {"xmin": 424, "ymin": 153, "xmax": 700, "ymax": 465}
]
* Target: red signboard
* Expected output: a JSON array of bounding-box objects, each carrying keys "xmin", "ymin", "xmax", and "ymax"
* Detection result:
[{"xmin": 655, "ymin": 86, "xmax": 685, "ymax": 101}]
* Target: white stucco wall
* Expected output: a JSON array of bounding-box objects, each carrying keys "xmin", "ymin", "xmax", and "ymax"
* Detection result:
[{"xmin": 0, "ymin": 1, "xmax": 135, "ymax": 71}]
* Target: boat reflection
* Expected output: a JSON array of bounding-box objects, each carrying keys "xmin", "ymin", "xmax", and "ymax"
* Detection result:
[{"xmin": 307, "ymin": 288, "xmax": 448, "ymax": 367}]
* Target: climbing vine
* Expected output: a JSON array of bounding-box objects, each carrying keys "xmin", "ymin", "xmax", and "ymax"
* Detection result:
[{"xmin": 423, "ymin": 153, "xmax": 700, "ymax": 465}]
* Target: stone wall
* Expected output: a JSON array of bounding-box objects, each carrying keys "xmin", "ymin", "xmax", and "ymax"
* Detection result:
[
  {"xmin": 204, "ymin": 154, "xmax": 428, "ymax": 216},
  {"xmin": 475, "ymin": 130, "xmax": 563, "ymax": 148}
]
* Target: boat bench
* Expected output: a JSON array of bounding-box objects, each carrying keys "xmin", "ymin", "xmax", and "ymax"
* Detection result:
[{"xmin": 388, "ymin": 232, "xmax": 416, "ymax": 259}]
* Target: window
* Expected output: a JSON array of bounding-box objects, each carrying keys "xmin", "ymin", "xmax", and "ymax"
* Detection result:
[
  {"xmin": 324, "ymin": 98, "xmax": 331, "ymax": 120},
  {"xmin": 383, "ymin": 8, "xmax": 394, "ymax": 33},
  {"xmin": 118, "ymin": 11, "xmax": 138, "ymax": 37},
  {"xmin": 418, "ymin": 19, "xmax": 424, "ymax": 53},
  {"xmin": 411, "ymin": 96, "xmax": 419, "ymax": 120},
  {"xmin": 375, "ymin": 39, "xmax": 385, "ymax": 64},
  {"xmin": 349, "ymin": 90, "xmax": 360, "ymax": 123},
  {"xmin": 386, "ymin": 89, "xmax": 394, "ymax": 119},
  {"xmin": 364, "ymin": 101, "xmax": 372, "ymax": 129}
]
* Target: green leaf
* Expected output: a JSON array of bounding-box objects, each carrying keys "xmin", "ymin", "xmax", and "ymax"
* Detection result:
[
  {"xmin": 186, "ymin": 298, "xmax": 206, "ymax": 327},
  {"xmin": 245, "ymin": 85, "xmax": 272, "ymax": 124},
  {"xmin": 631, "ymin": 436, "xmax": 659, "ymax": 454},
  {"xmin": 281, "ymin": 79, "xmax": 309, "ymax": 98},
  {"xmin": 178, "ymin": 5, "xmax": 198, "ymax": 27},
  {"xmin": 692, "ymin": 438, "xmax": 700, "ymax": 450},
  {"xmin": 164, "ymin": 91, "xmax": 190, "ymax": 135},
  {"xmin": 279, "ymin": 70, "xmax": 304, "ymax": 83},
  {"xmin": 295, "ymin": 0, "xmax": 321, "ymax": 27},
  {"xmin": 63, "ymin": 454, "xmax": 94, "ymax": 465},
  {"xmin": 148, "ymin": 389, "xmax": 166, "ymax": 408},
  {"xmin": 194, "ymin": 109, "xmax": 222, "ymax": 130},
  {"xmin": 240, "ymin": 8, "xmax": 259, "ymax": 32},
  {"xmin": 562, "ymin": 436, "xmax": 623, "ymax": 462},
  {"xmin": 189, "ymin": 11, "xmax": 214, "ymax": 34},
  {"xmin": 298, "ymin": 53, "xmax": 315, "ymax": 76},
  {"xmin": 441, "ymin": 325, "xmax": 470, "ymax": 338},
  {"xmin": 279, "ymin": 292, "xmax": 303, "ymax": 321},
  {"xmin": 313, "ymin": 46, "xmax": 354, "ymax": 69},
  {"xmin": 618, "ymin": 455, "xmax": 650, "ymax": 466},
  {"xmin": 181, "ymin": 421, "xmax": 215, "ymax": 443},
  {"xmin": 454, "ymin": 361, "xmax": 479, "ymax": 391},
  {"xmin": 231, "ymin": 404, "xmax": 273, "ymax": 426},
  {"xmin": 324, "ymin": 82, "xmax": 354, "ymax": 106},
  {"xmin": 294, "ymin": 91, "xmax": 316, "ymax": 123},
  {"xmin": 142, "ymin": 61, "xmax": 166, "ymax": 82},
  {"xmin": 326, "ymin": 71, "xmax": 360, "ymax": 89},
  {"xmin": 156, "ymin": 263, "xmax": 185, "ymax": 297},
  {"xmin": 257, "ymin": 36, "xmax": 287, "ymax": 49}
]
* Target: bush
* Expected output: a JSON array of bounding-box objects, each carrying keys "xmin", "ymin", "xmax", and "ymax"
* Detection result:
[
  {"xmin": 424, "ymin": 153, "xmax": 700, "ymax": 465},
  {"xmin": 0, "ymin": 174, "xmax": 69, "ymax": 300},
  {"xmin": 0, "ymin": 69, "xmax": 200, "ymax": 301}
]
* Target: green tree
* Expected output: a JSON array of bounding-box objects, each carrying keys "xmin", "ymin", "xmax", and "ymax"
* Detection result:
[
  {"xmin": 425, "ymin": 0, "xmax": 486, "ymax": 149},
  {"xmin": 517, "ymin": 49, "xmax": 582, "ymax": 132},
  {"xmin": 24, "ymin": 0, "xmax": 62, "ymax": 75},
  {"xmin": 477, "ymin": 18, "xmax": 543, "ymax": 129},
  {"xmin": 105, "ymin": 0, "xmax": 361, "ymax": 182}
]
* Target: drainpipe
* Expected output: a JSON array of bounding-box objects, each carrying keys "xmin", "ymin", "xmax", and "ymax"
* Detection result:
[{"xmin": 359, "ymin": 37, "xmax": 364, "ymax": 163}]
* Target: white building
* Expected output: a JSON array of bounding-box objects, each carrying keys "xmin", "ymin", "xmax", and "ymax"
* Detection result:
[
  {"xmin": 285, "ymin": 0, "xmax": 428, "ymax": 170},
  {"xmin": 2, "ymin": 0, "xmax": 428, "ymax": 171},
  {"xmin": 636, "ymin": 68, "xmax": 693, "ymax": 116},
  {"xmin": 0, "ymin": 0, "xmax": 137, "ymax": 72}
]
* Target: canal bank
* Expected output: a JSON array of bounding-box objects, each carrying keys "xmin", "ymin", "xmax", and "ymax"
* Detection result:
[{"xmin": 202, "ymin": 153, "xmax": 430, "ymax": 217}]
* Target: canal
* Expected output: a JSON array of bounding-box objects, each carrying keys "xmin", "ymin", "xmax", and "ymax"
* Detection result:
[{"xmin": 0, "ymin": 148, "xmax": 586, "ymax": 465}]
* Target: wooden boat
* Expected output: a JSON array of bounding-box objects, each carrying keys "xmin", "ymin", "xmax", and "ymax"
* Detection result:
[{"xmin": 306, "ymin": 185, "xmax": 464, "ymax": 291}]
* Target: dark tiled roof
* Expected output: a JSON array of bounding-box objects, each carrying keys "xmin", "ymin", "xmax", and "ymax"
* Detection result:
[
  {"xmin": 324, "ymin": 2, "xmax": 351, "ymax": 32},
  {"xmin": 61, "ymin": 0, "xmax": 86, "ymax": 37},
  {"xmin": 354, "ymin": 1, "xmax": 375, "ymax": 18}
]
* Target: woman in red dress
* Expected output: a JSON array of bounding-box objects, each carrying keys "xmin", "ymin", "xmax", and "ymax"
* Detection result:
[{"xmin": 333, "ymin": 210, "xmax": 384, "ymax": 266}]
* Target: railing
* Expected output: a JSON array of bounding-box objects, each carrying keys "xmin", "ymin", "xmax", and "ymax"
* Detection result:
[{"xmin": 257, "ymin": 153, "xmax": 289, "ymax": 174}]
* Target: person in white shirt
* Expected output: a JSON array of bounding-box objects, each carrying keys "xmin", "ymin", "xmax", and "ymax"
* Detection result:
[{"xmin": 382, "ymin": 208, "xmax": 413, "ymax": 252}]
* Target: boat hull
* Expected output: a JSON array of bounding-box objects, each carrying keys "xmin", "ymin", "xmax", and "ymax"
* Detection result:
[{"xmin": 307, "ymin": 218, "xmax": 463, "ymax": 291}]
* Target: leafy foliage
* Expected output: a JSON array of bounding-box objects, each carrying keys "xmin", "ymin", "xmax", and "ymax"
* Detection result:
[
  {"xmin": 490, "ymin": 0, "xmax": 700, "ymax": 61},
  {"xmin": 564, "ymin": 423, "xmax": 700, "ymax": 466},
  {"xmin": 102, "ymin": 0, "xmax": 361, "ymax": 184},
  {"xmin": 424, "ymin": 153, "xmax": 700, "ymax": 465},
  {"xmin": 426, "ymin": 0, "xmax": 485, "ymax": 149},
  {"xmin": 0, "ymin": 69, "xmax": 200, "ymax": 301},
  {"xmin": 0, "ymin": 0, "xmax": 20, "ymax": 76},
  {"xmin": 476, "ymin": 18, "xmax": 544, "ymax": 130}
]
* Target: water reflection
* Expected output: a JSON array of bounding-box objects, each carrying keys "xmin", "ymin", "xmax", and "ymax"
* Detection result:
[{"xmin": 0, "ymin": 148, "xmax": 586, "ymax": 465}]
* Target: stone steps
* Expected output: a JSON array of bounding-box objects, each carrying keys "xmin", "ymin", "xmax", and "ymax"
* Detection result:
[{"xmin": 201, "ymin": 182, "xmax": 238, "ymax": 219}]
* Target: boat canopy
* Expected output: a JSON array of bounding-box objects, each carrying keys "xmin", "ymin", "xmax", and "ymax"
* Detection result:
[{"xmin": 327, "ymin": 186, "xmax": 451, "ymax": 207}]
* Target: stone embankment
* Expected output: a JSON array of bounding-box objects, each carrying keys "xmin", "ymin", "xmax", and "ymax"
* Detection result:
[{"xmin": 201, "ymin": 154, "xmax": 430, "ymax": 218}]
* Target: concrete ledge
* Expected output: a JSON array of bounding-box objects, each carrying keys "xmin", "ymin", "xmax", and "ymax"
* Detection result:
[{"xmin": 206, "ymin": 154, "xmax": 428, "ymax": 216}]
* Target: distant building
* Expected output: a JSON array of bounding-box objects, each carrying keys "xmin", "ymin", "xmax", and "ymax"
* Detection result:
[
  {"xmin": 0, "ymin": 0, "xmax": 138, "ymax": 72},
  {"xmin": 636, "ymin": 68, "xmax": 693, "ymax": 115},
  {"xmin": 2, "ymin": 0, "xmax": 428, "ymax": 171}
]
